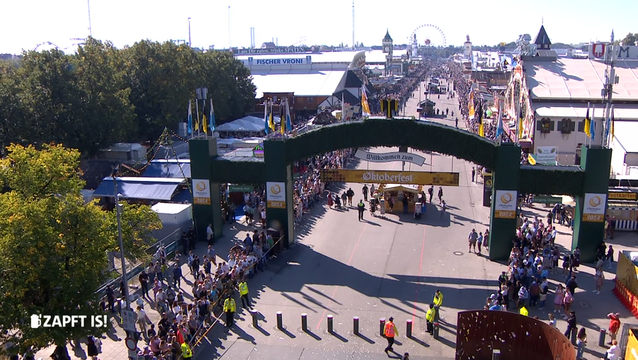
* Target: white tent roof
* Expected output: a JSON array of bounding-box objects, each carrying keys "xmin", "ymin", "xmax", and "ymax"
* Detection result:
[
  {"xmin": 216, "ymin": 116, "xmax": 280, "ymax": 132},
  {"xmin": 251, "ymin": 71, "xmax": 345, "ymax": 98},
  {"xmin": 524, "ymin": 58, "xmax": 638, "ymax": 101}
]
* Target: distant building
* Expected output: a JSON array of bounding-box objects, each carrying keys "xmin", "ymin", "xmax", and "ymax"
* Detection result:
[{"xmin": 505, "ymin": 25, "xmax": 638, "ymax": 168}]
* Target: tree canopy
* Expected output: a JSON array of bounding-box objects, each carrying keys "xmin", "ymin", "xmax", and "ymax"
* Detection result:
[
  {"xmin": 0, "ymin": 144, "xmax": 161, "ymax": 355},
  {"xmin": 622, "ymin": 32, "xmax": 638, "ymax": 46},
  {"xmin": 0, "ymin": 38, "xmax": 256, "ymax": 155}
]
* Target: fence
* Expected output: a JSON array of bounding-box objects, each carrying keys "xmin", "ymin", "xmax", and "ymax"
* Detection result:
[
  {"xmin": 189, "ymin": 235, "xmax": 285, "ymax": 349},
  {"xmin": 95, "ymin": 228, "xmax": 182, "ymax": 300},
  {"xmin": 456, "ymin": 310, "xmax": 575, "ymax": 360}
]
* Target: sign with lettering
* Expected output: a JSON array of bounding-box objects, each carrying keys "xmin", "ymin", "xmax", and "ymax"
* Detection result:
[
  {"xmin": 355, "ymin": 149, "xmax": 426, "ymax": 166},
  {"xmin": 266, "ymin": 182, "xmax": 286, "ymax": 209},
  {"xmin": 582, "ymin": 193, "xmax": 607, "ymax": 222},
  {"xmin": 320, "ymin": 169, "xmax": 459, "ymax": 186},
  {"xmin": 608, "ymin": 192, "xmax": 638, "ymax": 201},
  {"xmin": 234, "ymin": 46, "xmax": 311, "ymax": 54},
  {"xmin": 494, "ymin": 190, "xmax": 517, "ymax": 219},
  {"xmin": 588, "ymin": 44, "xmax": 638, "ymax": 61},
  {"xmin": 535, "ymin": 146, "xmax": 558, "ymax": 165},
  {"xmin": 244, "ymin": 56, "xmax": 312, "ymax": 66},
  {"xmin": 192, "ymin": 179, "xmax": 211, "ymax": 205}
]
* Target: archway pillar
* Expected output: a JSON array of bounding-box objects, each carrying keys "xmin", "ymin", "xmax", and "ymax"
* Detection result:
[
  {"xmin": 488, "ymin": 143, "xmax": 521, "ymax": 261},
  {"xmin": 572, "ymin": 146, "xmax": 612, "ymax": 262},
  {"xmin": 189, "ymin": 137, "xmax": 223, "ymax": 242},
  {"xmin": 263, "ymin": 140, "xmax": 294, "ymax": 249}
]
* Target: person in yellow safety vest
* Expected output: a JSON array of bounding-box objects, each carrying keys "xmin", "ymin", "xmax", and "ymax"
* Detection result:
[
  {"xmin": 383, "ymin": 317, "xmax": 399, "ymax": 354},
  {"xmin": 519, "ymin": 305, "xmax": 529, "ymax": 317},
  {"xmin": 238, "ymin": 279, "xmax": 253, "ymax": 310},
  {"xmin": 433, "ymin": 290, "xmax": 443, "ymax": 321},
  {"xmin": 181, "ymin": 342, "xmax": 193, "ymax": 358},
  {"xmin": 425, "ymin": 303, "xmax": 436, "ymax": 335},
  {"xmin": 223, "ymin": 296, "xmax": 236, "ymax": 329}
]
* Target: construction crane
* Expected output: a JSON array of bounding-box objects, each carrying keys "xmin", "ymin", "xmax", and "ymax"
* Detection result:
[
  {"xmin": 291, "ymin": 36, "xmax": 307, "ymax": 46},
  {"xmin": 34, "ymin": 42, "xmax": 59, "ymax": 51}
]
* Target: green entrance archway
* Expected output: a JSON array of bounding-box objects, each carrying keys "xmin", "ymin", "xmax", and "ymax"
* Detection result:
[{"xmin": 190, "ymin": 118, "xmax": 610, "ymax": 262}]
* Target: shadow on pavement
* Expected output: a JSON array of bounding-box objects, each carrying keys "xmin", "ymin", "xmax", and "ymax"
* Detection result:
[
  {"xmin": 409, "ymin": 335, "xmax": 430, "ymax": 347},
  {"xmin": 356, "ymin": 332, "xmax": 375, "ymax": 344}
]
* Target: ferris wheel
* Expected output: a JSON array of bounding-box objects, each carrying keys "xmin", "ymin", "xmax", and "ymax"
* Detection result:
[{"xmin": 410, "ymin": 24, "xmax": 447, "ymax": 48}]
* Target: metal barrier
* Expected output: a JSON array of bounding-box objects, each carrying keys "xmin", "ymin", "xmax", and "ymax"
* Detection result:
[
  {"xmin": 95, "ymin": 228, "xmax": 182, "ymax": 299},
  {"xmin": 190, "ymin": 235, "xmax": 286, "ymax": 348}
]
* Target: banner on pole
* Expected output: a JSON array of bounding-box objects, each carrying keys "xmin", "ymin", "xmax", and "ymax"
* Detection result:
[{"xmin": 355, "ymin": 149, "xmax": 426, "ymax": 166}]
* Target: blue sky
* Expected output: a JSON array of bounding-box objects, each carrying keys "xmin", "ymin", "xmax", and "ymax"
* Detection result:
[{"xmin": 1, "ymin": 0, "xmax": 636, "ymax": 54}]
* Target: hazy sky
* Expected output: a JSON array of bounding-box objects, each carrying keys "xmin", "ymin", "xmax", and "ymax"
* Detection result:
[{"xmin": 2, "ymin": 0, "xmax": 636, "ymax": 54}]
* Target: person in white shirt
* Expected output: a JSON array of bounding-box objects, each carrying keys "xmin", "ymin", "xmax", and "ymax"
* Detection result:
[
  {"xmin": 206, "ymin": 224, "xmax": 214, "ymax": 245},
  {"xmin": 547, "ymin": 313, "xmax": 557, "ymax": 328},
  {"xmin": 605, "ymin": 339, "xmax": 621, "ymax": 360}
]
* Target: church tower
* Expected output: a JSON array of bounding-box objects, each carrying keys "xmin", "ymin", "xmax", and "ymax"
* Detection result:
[
  {"xmin": 463, "ymin": 35, "xmax": 472, "ymax": 57},
  {"xmin": 382, "ymin": 30, "xmax": 393, "ymax": 56},
  {"xmin": 534, "ymin": 25, "xmax": 552, "ymax": 50},
  {"xmin": 382, "ymin": 30, "xmax": 393, "ymax": 75}
]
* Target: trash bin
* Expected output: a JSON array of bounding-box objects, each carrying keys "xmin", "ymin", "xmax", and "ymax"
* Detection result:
[{"xmin": 379, "ymin": 199, "xmax": 386, "ymax": 216}]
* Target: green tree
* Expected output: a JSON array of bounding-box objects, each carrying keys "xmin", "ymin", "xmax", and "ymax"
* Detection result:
[
  {"xmin": 0, "ymin": 60, "xmax": 24, "ymax": 153},
  {"xmin": 0, "ymin": 144, "xmax": 161, "ymax": 356},
  {"xmin": 72, "ymin": 38, "xmax": 137, "ymax": 155},
  {"xmin": 14, "ymin": 49, "xmax": 81, "ymax": 149},
  {"xmin": 622, "ymin": 32, "xmax": 638, "ymax": 46},
  {"xmin": 198, "ymin": 51, "xmax": 256, "ymax": 126},
  {"xmin": 122, "ymin": 41, "xmax": 199, "ymax": 141}
]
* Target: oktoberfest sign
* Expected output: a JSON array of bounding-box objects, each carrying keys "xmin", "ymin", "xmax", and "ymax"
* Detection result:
[
  {"xmin": 494, "ymin": 190, "xmax": 517, "ymax": 219},
  {"xmin": 582, "ymin": 193, "xmax": 606, "ymax": 222},
  {"xmin": 192, "ymin": 179, "xmax": 211, "ymax": 205},
  {"xmin": 266, "ymin": 182, "xmax": 286, "ymax": 209},
  {"xmin": 355, "ymin": 149, "xmax": 426, "ymax": 166},
  {"xmin": 320, "ymin": 169, "xmax": 459, "ymax": 186}
]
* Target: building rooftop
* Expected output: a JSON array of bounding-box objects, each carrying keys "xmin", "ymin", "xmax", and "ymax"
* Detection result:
[
  {"xmin": 524, "ymin": 57, "xmax": 638, "ymax": 101},
  {"xmin": 534, "ymin": 25, "xmax": 552, "ymax": 46},
  {"xmin": 251, "ymin": 70, "xmax": 346, "ymax": 98},
  {"xmin": 383, "ymin": 30, "xmax": 393, "ymax": 42}
]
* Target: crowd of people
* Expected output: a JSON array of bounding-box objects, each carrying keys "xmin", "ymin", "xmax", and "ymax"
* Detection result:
[
  {"xmin": 133, "ymin": 228, "xmax": 273, "ymax": 360},
  {"xmin": 368, "ymin": 62, "xmax": 432, "ymax": 116},
  {"xmin": 478, "ymin": 212, "xmax": 618, "ymax": 358},
  {"xmin": 291, "ymin": 149, "xmax": 355, "ymax": 223}
]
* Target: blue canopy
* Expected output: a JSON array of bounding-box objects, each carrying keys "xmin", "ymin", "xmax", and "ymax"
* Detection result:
[
  {"xmin": 93, "ymin": 177, "xmax": 185, "ymax": 201},
  {"xmin": 142, "ymin": 160, "xmax": 191, "ymax": 178}
]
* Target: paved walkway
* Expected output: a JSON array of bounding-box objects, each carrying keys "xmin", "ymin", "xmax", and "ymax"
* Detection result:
[{"xmin": 36, "ymin": 75, "xmax": 637, "ymax": 360}]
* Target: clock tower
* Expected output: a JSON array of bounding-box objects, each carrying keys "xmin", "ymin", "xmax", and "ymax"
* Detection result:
[{"xmin": 382, "ymin": 30, "xmax": 393, "ymax": 75}]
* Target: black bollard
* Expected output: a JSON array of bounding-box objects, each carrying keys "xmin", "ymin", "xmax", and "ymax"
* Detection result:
[
  {"xmin": 250, "ymin": 310, "xmax": 258, "ymax": 328},
  {"xmin": 353, "ymin": 317, "xmax": 359, "ymax": 335},
  {"xmin": 598, "ymin": 328, "xmax": 606, "ymax": 347},
  {"xmin": 406, "ymin": 320, "xmax": 412, "ymax": 338},
  {"xmin": 433, "ymin": 322, "xmax": 440, "ymax": 339},
  {"xmin": 301, "ymin": 313, "xmax": 308, "ymax": 332},
  {"xmin": 327, "ymin": 315, "xmax": 334, "ymax": 333},
  {"xmin": 380, "ymin": 318, "xmax": 386, "ymax": 337},
  {"xmin": 276, "ymin": 311, "xmax": 283, "ymax": 330}
]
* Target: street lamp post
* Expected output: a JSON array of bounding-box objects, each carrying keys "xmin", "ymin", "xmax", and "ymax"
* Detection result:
[
  {"xmin": 188, "ymin": 17, "xmax": 192, "ymax": 47},
  {"xmin": 115, "ymin": 193, "xmax": 131, "ymax": 309}
]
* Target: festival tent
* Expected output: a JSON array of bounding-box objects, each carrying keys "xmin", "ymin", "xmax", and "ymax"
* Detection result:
[{"xmin": 216, "ymin": 116, "xmax": 280, "ymax": 133}]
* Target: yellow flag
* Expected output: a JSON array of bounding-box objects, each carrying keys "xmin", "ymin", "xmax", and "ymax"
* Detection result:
[
  {"xmin": 528, "ymin": 154, "xmax": 537, "ymax": 165},
  {"xmin": 479, "ymin": 123, "xmax": 484, "ymax": 137},
  {"xmin": 202, "ymin": 115, "xmax": 208, "ymax": 134},
  {"xmin": 194, "ymin": 116, "xmax": 199, "ymax": 131}
]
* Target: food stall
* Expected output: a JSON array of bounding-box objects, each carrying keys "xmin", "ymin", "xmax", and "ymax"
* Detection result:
[{"xmin": 377, "ymin": 184, "xmax": 423, "ymax": 213}]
